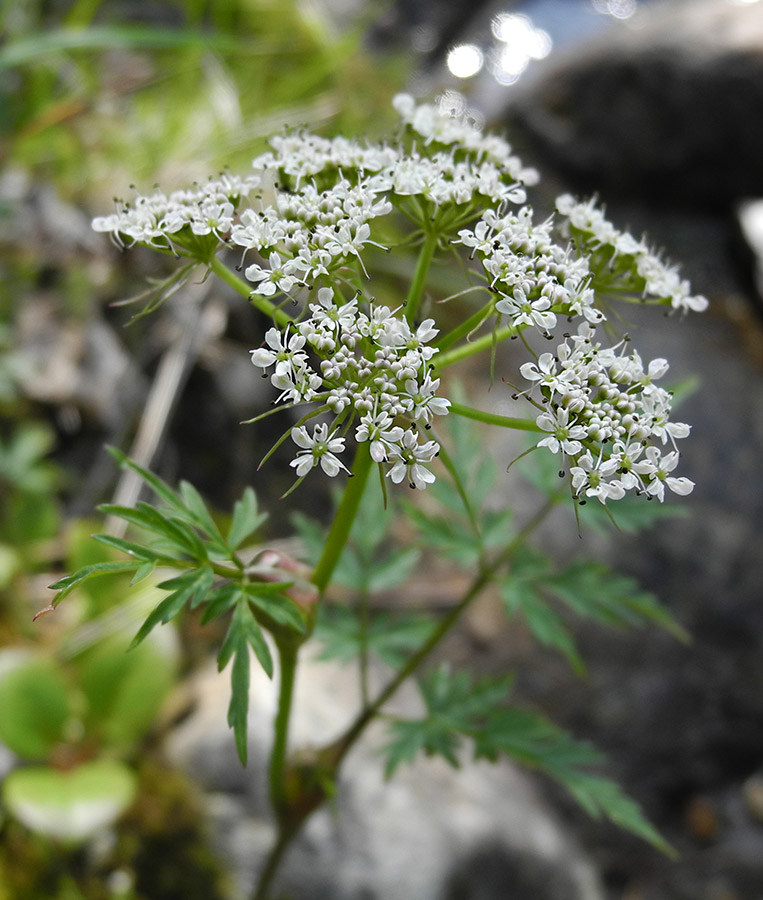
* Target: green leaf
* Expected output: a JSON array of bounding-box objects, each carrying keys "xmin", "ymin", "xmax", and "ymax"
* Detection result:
[
  {"xmin": 107, "ymin": 450, "xmax": 228, "ymax": 555},
  {"xmin": 130, "ymin": 560, "xmax": 157, "ymax": 586},
  {"xmin": 544, "ymin": 561, "xmax": 688, "ymax": 640},
  {"xmin": 219, "ymin": 599, "xmax": 273, "ymax": 678},
  {"xmin": 289, "ymin": 511, "xmax": 325, "ymax": 564},
  {"xmin": 500, "ymin": 549, "xmax": 686, "ymax": 669},
  {"xmin": 384, "ymin": 666, "xmax": 514, "ymax": 775},
  {"xmin": 130, "ymin": 565, "xmax": 214, "ymax": 647},
  {"xmin": 403, "ymin": 504, "xmax": 483, "ymax": 569},
  {"xmin": 2, "ymin": 760, "xmax": 137, "ymax": 845},
  {"xmin": 347, "ymin": 475, "xmax": 392, "ymax": 558},
  {"xmin": 227, "ymin": 634, "xmax": 251, "ymax": 766},
  {"xmin": 244, "ymin": 584, "xmax": 305, "ymax": 634},
  {"xmin": 0, "ymin": 654, "xmax": 73, "ymax": 760},
  {"xmin": 179, "ymin": 480, "xmax": 226, "ymax": 546},
  {"xmin": 218, "ymin": 600, "xmax": 274, "ymax": 765},
  {"xmin": 74, "ymin": 629, "xmax": 179, "ymax": 751},
  {"xmin": 365, "ymin": 548, "xmax": 421, "ymax": 593},
  {"xmin": 384, "ymin": 664, "xmax": 670, "ymax": 853},
  {"xmin": 106, "ymin": 447, "xmax": 184, "ymax": 513},
  {"xmin": 49, "ymin": 560, "xmax": 141, "ymax": 604},
  {"xmin": 157, "ymin": 565, "xmax": 215, "ymax": 609},
  {"xmin": 316, "ymin": 607, "xmax": 436, "ymax": 668},
  {"xmin": 97, "ymin": 503, "xmax": 201, "ymax": 558},
  {"xmin": 473, "ymin": 708, "xmax": 674, "ymax": 855},
  {"xmin": 474, "ymin": 708, "xmax": 601, "ymax": 769},
  {"xmin": 291, "ymin": 490, "xmax": 413, "ymax": 594},
  {"xmin": 562, "ymin": 772, "xmax": 675, "ymax": 856},
  {"xmin": 201, "ymin": 584, "xmax": 239, "ymax": 625},
  {"xmin": 385, "ymin": 715, "xmax": 461, "ymax": 775},
  {"xmin": 502, "ymin": 586, "xmax": 584, "ymax": 674},
  {"xmin": 227, "ymin": 487, "xmax": 266, "ymax": 550},
  {"xmin": 91, "ymin": 533, "xmax": 164, "ymax": 563}
]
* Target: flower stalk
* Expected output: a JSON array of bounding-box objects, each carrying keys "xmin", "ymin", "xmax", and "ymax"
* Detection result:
[{"xmin": 405, "ymin": 230, "xmax": 439, "ymax": 324}]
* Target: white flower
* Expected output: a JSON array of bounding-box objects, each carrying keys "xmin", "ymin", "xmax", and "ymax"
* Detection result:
[
  {"xmin": 570, "ymin": 454, "xmax": 625, "ymax": 504},
  {"xmin": 250, "ymin": 327, "xmax": 306, "ymax": 369},
  {"xmin": 355, "ymin": 412, "xmax": 404, "ymax": 462},
  {"xmin": 290, "ymin": 424, "xmax": 349, "ymax": 478},
  {"xmin": 386, "ymin": 429, "xmax": 438, "ymax": 490},
  {"xmin": 495, "ymin": 287, "xmax": 557, "ymax": 332},
  {"xmin": 634, "ymin": 448, "xmax": 694, "ymax": 502},
  {"xmin": 402, "ymin": 373, "xmax": 451, "ymax": 425},
  {"xmin": 536, "ymin": 407, "xmax": 588, "ymax": 456},
  {"xmin": 245, "ymin": 251, "xmax": 305, "ymax": 296}
]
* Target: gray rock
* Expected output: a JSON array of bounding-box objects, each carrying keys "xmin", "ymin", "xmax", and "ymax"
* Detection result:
[
  {"xmin": 504, "ymin": 0, "xmax": 763, "ymax": 209},
  {"xmin": 167, "ymin": 650, "xmax": 604, "ymax": 900}
]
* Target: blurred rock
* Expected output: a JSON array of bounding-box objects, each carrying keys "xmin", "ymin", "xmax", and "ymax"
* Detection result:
[
  {"xmin": 166, "ymin": 651, "xmax": 604, "ymax": 900},
  {"xmin": 505, "ymin": 0, "xmax": 763, "ymax": 210},
  {"xmin": 14, "ymin": 296, "xmax": 146, "ymax": 432}
]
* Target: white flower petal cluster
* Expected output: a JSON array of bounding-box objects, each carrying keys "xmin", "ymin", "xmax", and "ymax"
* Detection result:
[
  {"xmin": 92, "ymin": 174, "xmax": 261, "ymax": 251},
  {"xmin": 230, "ymin": 177, "xmax": 392, "ymax": 295},
  {"xmin": 251, "ymin": 133, "xmax": 400, "ymax": 184},
  {"xmin": 556, "ymin": 194, "xmax": 709, "ymax": 313},
  {"xmin": 457, "ymin": 207, "xmax": 601, "ymax": 334},
  {"xmin": 521, "ymin": 325, "xmax": 694, "ymax": 503},
  {"xmin": 251, "ymin": 288, "xmax": 449, "ymax": 488},
  {"xmin": 392, "ymin": 93, "xmax": 538, "ymax": 184}
]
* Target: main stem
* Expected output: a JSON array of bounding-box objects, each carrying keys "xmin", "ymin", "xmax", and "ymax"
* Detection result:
[
  {"xmin": 268, "ymin": 639, "xmax": 299, "ymax": 822},
  {"xmin": 252, "ymin": 444, "xmax": 374, "ymax": 900}
]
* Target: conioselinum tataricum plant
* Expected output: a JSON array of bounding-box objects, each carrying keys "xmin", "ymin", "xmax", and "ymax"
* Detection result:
[{"xmin": 50, "ymin": 95, "xmax": 706, "ymax": 898}]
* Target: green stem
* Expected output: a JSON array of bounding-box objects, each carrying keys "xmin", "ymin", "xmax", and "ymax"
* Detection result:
[
  {"xmin": 208, "ymin": 255, "xmax": 293, "ymax": 328},
  {"xmin": 252, "ymin": 637, "xmax": 301, "ymax": 900},
  {"xmin": 434, "ymin": 300, "xmax": 495, "ymax": 352},
  {"xmin": 405, "ymin": 231, "xmax": 439, "ymax": 324},
  {"xmin": 310, "ymin": 442, "xmax": 374, "ymax": 593},
  {"xmin": 358, "ymin": 584, "xmax": 371, "ymax": 707},
  {"xmin": 432, "ymin": 324, "xmax": 515, "ymax": 371},
  {"xmin": 251, "ymin": 828, "xmax": 294, "ymax": 900},
  {"xmin": 268, "ymin": 639, "xmax": 299, "ymax": 822},
  {"xmin": 449, "ymin": 402, "xmax": 542, "ymax": 433},
  {"xmin": 252, "ymin": 448, "xmax": 375, "ymax": 900}
]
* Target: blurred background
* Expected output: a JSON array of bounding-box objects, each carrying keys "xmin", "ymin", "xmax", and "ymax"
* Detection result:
[{"xmin": 1, "ymin": 1, "xmax": 763, "ymax": 898}]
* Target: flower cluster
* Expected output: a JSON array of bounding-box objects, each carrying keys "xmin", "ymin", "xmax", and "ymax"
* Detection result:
[
  {"xmin": 251, "ymin": 288, "xmax": 448, "ymax": 489},
  {"xmin": 92, "ymin": 92, "xmax": 705, "ymax": 501},
  {"xmin": 92, "ymin": 174, "xmax": 261, "ymax": 253},
  {"xmin": 556, "ymin": 194, "xmax": 709, "ymax": 314},
  {"xmin": 456, "ymin": 207, "xmax": 601, "ymax": 333},
  {"xmin": 454, "ymin": 198, "xmax": 704, "ymax": 503},
  {"xmin": 520, "ymin": 326, "xmax": 693, "ymax": 503},
  {"xmin": 230, "ymin": 178, "xmax": 392, "ymax": 295}
]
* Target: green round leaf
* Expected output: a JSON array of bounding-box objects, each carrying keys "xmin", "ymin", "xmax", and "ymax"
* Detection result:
[
  {"xmin": 74, "ymin": 627, "xmax": 179, "ymax": 751},
  {"xmin": 0, "ymin": 652, "xmax": 73, "ymax": 760},
  {"xmin": 2, "ymin": 759, "xmax": 137, "ymax": 844}
]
